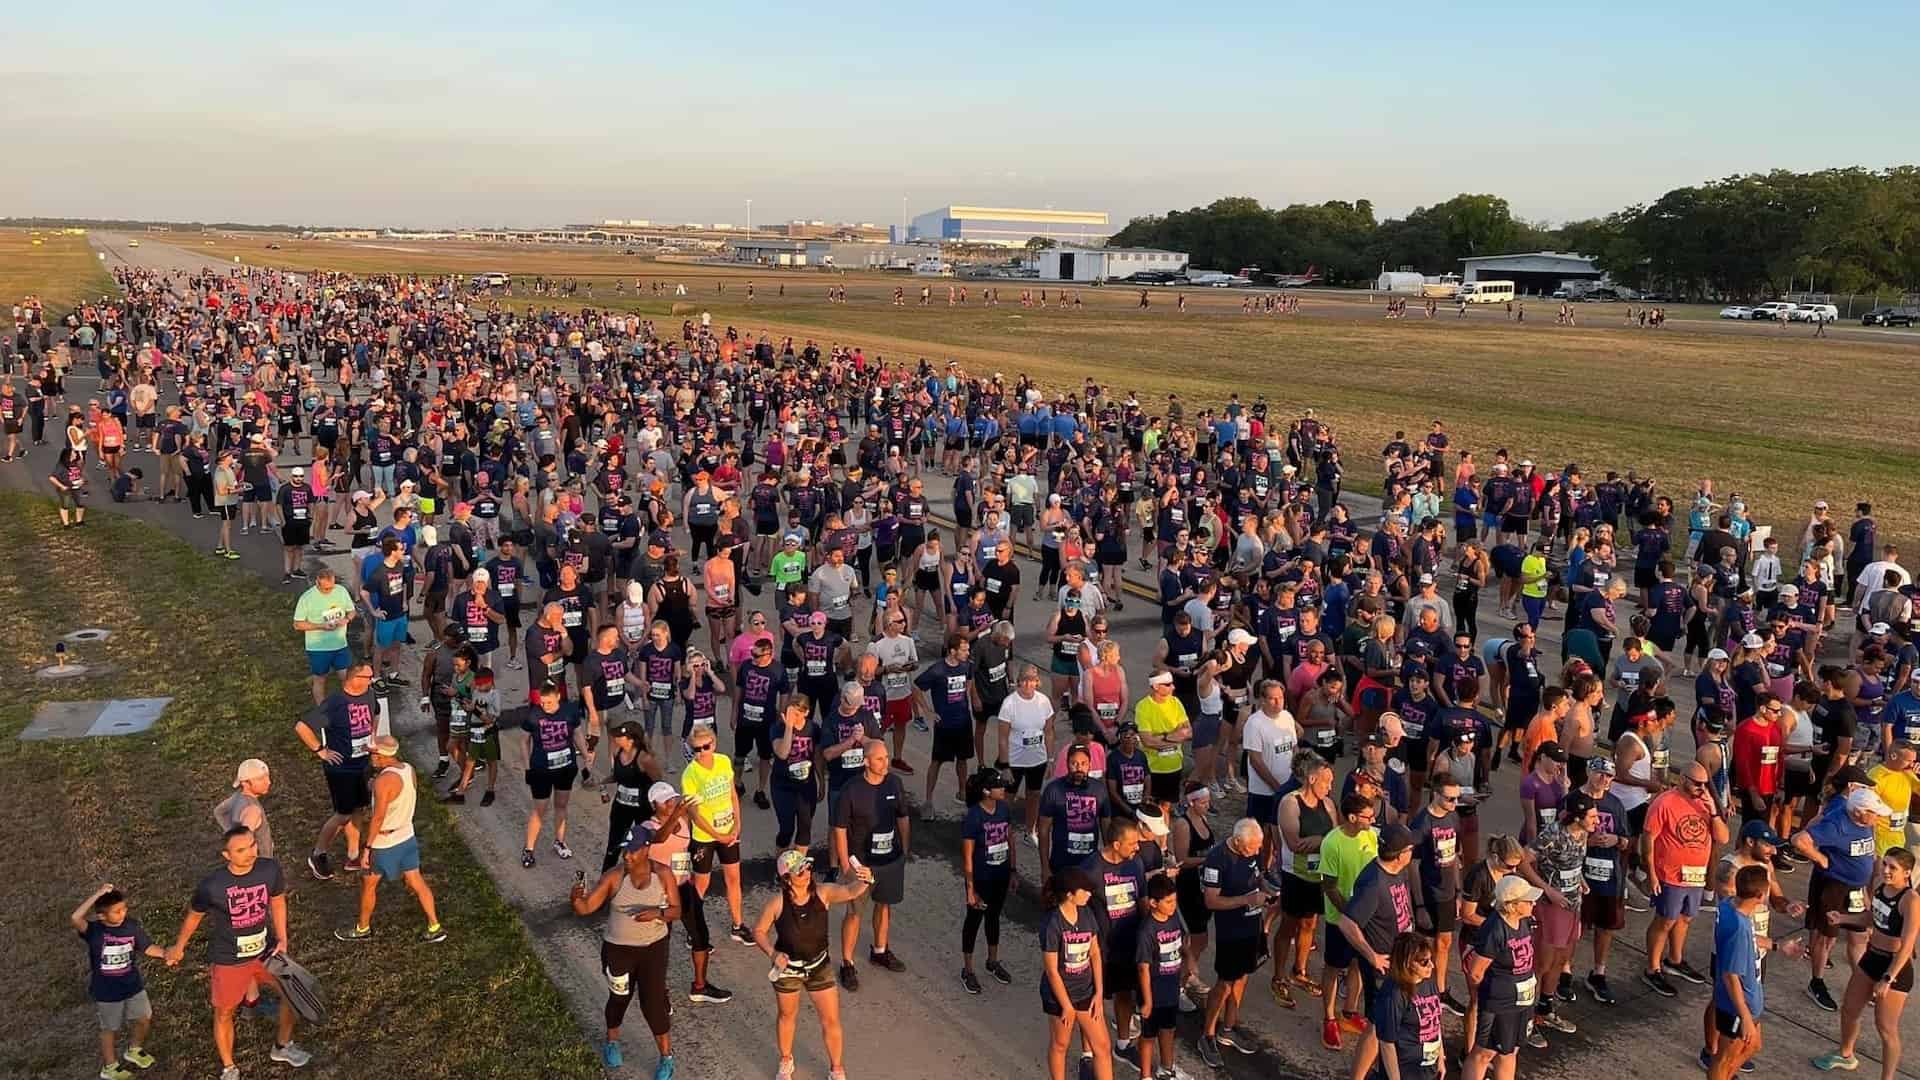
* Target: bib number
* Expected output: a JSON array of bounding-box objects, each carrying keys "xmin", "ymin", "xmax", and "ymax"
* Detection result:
[
  {"xmin": 547, "ymin": 747, "xmax": 574, "ymax": 769},
  {"xmin": 1515, "ymin": 975, "xmax": 1537, "ymax": 1007},
  {"xmin": 870, "ymin": 830, "xmax": 896, "ymax": 857},
  {"xmin": 1847, "ymin": 888, "xmax": 1868, "ymax": 914},
  {"xmin": 788, "ymin": 759, "xmax": 812, "ymax": 781},
  {"xmin": 1679, "ymin": 864, "xmax": 1707, "ymax": 888},
  {"xmin": 986, "ymin": 840, "xmax": 1008, "ymax": 866},
  {"xmin": 1584, "ymin": 856, "xmax": 1614, "ymax": 883},
  {"xmin": 235, "ymin": 928, "xmax": 268, "ymax": 959}
]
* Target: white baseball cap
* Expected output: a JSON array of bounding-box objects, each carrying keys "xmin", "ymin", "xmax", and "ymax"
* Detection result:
[
  {"xmin": 233, "ymin": 759, "xmax": 270, "ymax": 787},
  {"xmin": 1227, "ymin": 628, "xmax": 1257, "ymax": 646}
]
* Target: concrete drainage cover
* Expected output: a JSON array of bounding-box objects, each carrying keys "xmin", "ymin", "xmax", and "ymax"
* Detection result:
[
  {"xmin": 20, "ymin": 698, "xmax": 171, "ymax": 741},
  {"xmin": 37, "ymin": 662, "xmax": 94, "ymax": 679},
  {"xmin": 64, "ymin": 628, "xmax": 113, "ymax": 644}
]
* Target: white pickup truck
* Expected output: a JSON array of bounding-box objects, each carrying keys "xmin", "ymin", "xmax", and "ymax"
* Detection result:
[{"xmin": 1750, "ymin": 301, "xmax": 1798, "ymax": 321}]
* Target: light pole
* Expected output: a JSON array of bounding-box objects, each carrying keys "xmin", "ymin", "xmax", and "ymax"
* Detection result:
[{"xmin": 746, "ymin": 198, "xmax": 753, "ymax": 232}]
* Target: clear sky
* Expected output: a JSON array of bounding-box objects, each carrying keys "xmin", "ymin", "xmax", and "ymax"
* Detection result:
[{"xmin": 6, "ymin": 1, "xmax": 1909, "ymax": 229}]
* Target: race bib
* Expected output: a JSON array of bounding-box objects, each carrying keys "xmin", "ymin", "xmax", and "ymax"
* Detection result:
[
  {"xmin": 1848, "ymin": 888, "xmax": 1868, "ymax": 914},
  {"xmin": 605, "ymin": 969, "xmax": 631, "ymax": 996},
  {"xmin": 1314, "ymin": 728, "xmax": 1336, "ymax": 747},
  {"xmin": 235, "ymin": 928, "xmax": 268, "ymax": 959},
  {"xmin": 1892, "ymin": 811, "xmax": 1909, "ymax": 830},
  {"xmin": 1402, "ymin": 716, "xmax": 1424, "ymax": 738},
  {"xmin": 1584, "ymin": 856, "xmax": 1614, "ymax": 883},
  {"xmin": 986, "ymin": 841, "xmax": 1008, "ymax": 866},
  {"xmin": 615, "ymin": 784, "xmax": 643, "ymax": 806},
  {"xmin": 870, "ymin": 830, "xmax": 896, "ymax": 856},
  {"xmin": 806, "ymin": 659, "xmax": 827, "ymax": 676},
  {"xmin": 1651, "ymin": 748, "xmax": 1671, "ymax": 772},
  {"xmin": 1679, "ymin": 864, "xmax": 1707, "ymax": 887},
  {"xmin": 1759, "ymin": 746, "xmax": 1780, "ymax": 766},
  {"xmin": 350, "ymin": 734, "xmax": 371, "ymax": 758},
  {"xmin": 1850, "ymin": 837, "xmax": 1875, "ymax": 857},
  {"xmin": 547, "ymin": 746, "xmax": 574, "ymax": 769},
  {"xmin": 670, "ymin": 851, "xmax": 693, "ymax": 879},
  {"xmin": 1305, "ymin": 852, "xmax": 1322, "ymax": 875},
  {"xmin": 1097, "ymin": 702, "xmax": 1119, "ymax": 721},
  {"xmin": 1068, "ymin": 830, "xmax": 1096, "ymax": 856},
  {"xmin": 743, "ymin": 704, "xmax": 765, "ymax": 723},
  {"xmin": 1123, "ymin": 782, "xmax": 1145, "ymax": 804},
  {"xmin": 100, "ymin": 942, "xmax": 133, "ymax": 974},
  {"xmin": 448, "ymin": 706, "xmax": 469, "ymax": 732},
  {"xmin": 1436, "ymin": 836, "xmax": 1457, "ymax": 866},
  {"xmin": 1020, "ymin": 731, "xmax": 1044, "ymax": 751},
  {"xmin": 563, "ymin": 610, "xmax": 583, "ymax": 627},
  {"xmin": 1515, "ymin": 975, "xmax": 1537, "ymax": 1007},
  {"xmin": 1422, "ymin": 1039, "xmax": 1443, "ymax": 1068},
  {"xmin": 788, "ymin": 759, "xmax": 812, "ymax": 781},
  {"xmin": 1537, "ymin": 807, "xmax": 1559, "ymax": 827},
  {"xmin": 468, "ymin": 724, "xmax": 490, "ymax": 745},
  {"xmin": 713, "ymin": 808, "xmax": 736, "ymax": 833},
  {"xmin": 1556, "ymin": 866, "xmax": 1582, "ymax": 893},
  {"xmin": 841, "ymin": 746, "xmax": 866, "ymax": 769},
  {"xmin": 466, "ymin": 624, "xmax": 488, "ymax": 642},
  {"xmin": 650, "ymin": 681, "xmax": 671, "ymax": 700}
]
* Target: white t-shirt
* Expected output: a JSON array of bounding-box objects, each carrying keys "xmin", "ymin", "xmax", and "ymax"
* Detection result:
[
  {"xmin": 1241, "ymin": 707, "xmax": 1301, "ymax": 797},
  {"xmin": 999, "ymin": 691, "xmax": 1055, "ymax": 769},
  {"xmin": 1061, "ymin": 583, "xmax": 1106, "ymax": 617},
  {"xmin": 1182, "ymin": 598, "xmax": 1216, "ymax": 637},
  {"xmin": 866, "ymin": 635, "xmax": 920, "ymax": 701}
]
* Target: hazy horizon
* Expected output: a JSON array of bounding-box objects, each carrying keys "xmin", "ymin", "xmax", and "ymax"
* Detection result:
[{"xmin": 7, "ymin": 1, "xmax": 1910, "ymax": 230}]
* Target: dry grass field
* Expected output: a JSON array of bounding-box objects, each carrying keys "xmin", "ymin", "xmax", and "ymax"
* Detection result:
[
  {"xmin": 158, "ymin": 235, "xmax": 1920, "ymax": 547},
  {"xmin": 0, "ymin": 229, "xmax": 116, "ymax": 318}
]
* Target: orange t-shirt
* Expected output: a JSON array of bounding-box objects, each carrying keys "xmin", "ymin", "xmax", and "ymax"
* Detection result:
[
  {"xmin": 1644, "ymin": 789, "xmax": 1715, "ymax": 888},
  {"xmin": 1521, "ymin": 710, "xmax": 1560, "ymax": 769}
]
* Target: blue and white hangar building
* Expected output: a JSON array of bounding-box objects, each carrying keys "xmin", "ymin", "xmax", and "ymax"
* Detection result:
[{"xmin": 908, "ymin": 205, "xmax": 1111, "ymax": 247}]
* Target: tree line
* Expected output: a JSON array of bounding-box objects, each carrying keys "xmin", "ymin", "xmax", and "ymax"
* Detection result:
[{"xmin": 1108, "ymin": 167, "xmax": 1920, "ymax": 300}]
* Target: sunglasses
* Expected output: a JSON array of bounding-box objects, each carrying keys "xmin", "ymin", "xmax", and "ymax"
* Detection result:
[{"xmin": 691, "ymin": 743, "xmax": 716, "ymax": 753}]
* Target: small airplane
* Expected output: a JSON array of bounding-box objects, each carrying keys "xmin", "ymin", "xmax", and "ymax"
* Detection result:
[{"xmin": 1266, "ymin": 264, "xmax": 1319, "ymax": 288}]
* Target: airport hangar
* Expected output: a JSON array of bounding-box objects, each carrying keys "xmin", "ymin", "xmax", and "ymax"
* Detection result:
[
  {"xmin": 908, "ymin": 205, "xmax": 1111, "ymax": 247},
  {"xmin": 1458, "ymin": 251, "xmax": 1601, "ymax": 295}
]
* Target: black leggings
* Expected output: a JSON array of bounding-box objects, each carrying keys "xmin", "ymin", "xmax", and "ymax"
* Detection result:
[
  {"xmin": 678, "ymin": 879, "xmax": 712, "ymax": 953},
  {"xmin": 604, "ymin": 802, "xmax": 646, "ymax": 872},
  {"xmin": 1453, "ymin": 587, "xmax": 1480, "ymax": 642},
  {"xmin": 1039, "ymin": 545, "xmax": 1063, "ymax": 588},
  {"xmin": 186, "ymin": 474, "xmax": 214, "ymax": 514},
  {"xmin": 771, "ymin": 783, "xmax": 817, "ymax": 848},
  {"xmin": 601, "ymin": 938, "xmax": 672, "ymax": 1035},
  {"xmin": 688, "ymin": 523, "xmax": 718, "ymax": 563},
  {"xmin": 962, "ymin": 873, "xmax": 1011, "ymax": 954}
]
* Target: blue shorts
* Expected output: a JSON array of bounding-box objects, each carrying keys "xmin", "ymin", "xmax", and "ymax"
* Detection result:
[
  {"xmin": 1652, "ymin": 880, "xmax": 1704, "ymax": 920},
  {"xmin": 375, "ymin": 617, "xmax": 408, "ymax": 648},
  {"xmin": 370, "ymin": 837, "xmax": 420, "ymax": 882},
  {"xmin": 1192, "ymin": 710, "xmax": 1223, "ymax": 750},
  {"xmin": 307, "ymin": 646, "xmax": 354, "ymax": 677}
]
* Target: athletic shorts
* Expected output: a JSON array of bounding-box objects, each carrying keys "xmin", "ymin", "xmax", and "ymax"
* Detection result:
[
  {"xmin": 1581, "ymin": 892, "xmax": 1626, "ymax": 932},
  {"xmin": 1808, "ymin": 873, "xmax": 1869, "ymax": 937},
  {"xmin": 882, "ymin": 697, "xmax": 914, "ymax": 731},
  {"xmin": 1280, "ymin": 872, "xmax": 1322, "ymax": 920},
  {"xmin": 282, "ymin": 523, "xmax": 311, "ymax": 548},
  {"xmin": 1011, "ymin": 504, "xmax": 1035, "ymax": 530},
  {"xmin": 932, "ymin": 725, "xmax": 973, "ymax": 763},
  {"xmin": 1245, "ymin": 793, "xmax": 1277, "ymax": 827},
  {"xmin": 375, "ymin": 617, "xmax": 408, "ymax": 648},
  {"xmin": 307, "ymin": 646, "xmax": 354, "ymax": 677},
  {"xmin": 1651, "ymin": 881, "xmax": 1703, "ymax": 920},
  {"xmin": 1476, "ymin": 1004, "xmax": 1529, "ymax": 1055},
  {"xmin": 324, "ymin": 767, "xmax": 371, "ymax": 815},
  {"xmin": 689, "ymin": 839, "xmax": 742, "ymax": 874},
  {"xmin": 370, "ymin": 836, "xmax": 420, "ymax": 882},
  {"xmin": 1139, "ymin": 1003, "xmax": 1179, "ymax": 1037},
  {"xmin": 772, "ymin": 957, "xmax": 836, "ymax": 995},
  {"xmin": 1006, "ymin": 762, "xmax": 1048, "ymax": 795},
  {"xmin": 1532, "ymin": 897, "xmax": 1582, "ymax": 949},
  {"xmin": 734, "ymin": 720, "xmax": 773, "ymax": 762},
  {"xmin": 96, "ymin": 990, "xmax": 152, "ymax": 1030},
  {"xmin": 1191, "ymin": 710, "xmax": 1222, "ymax": 750},
  {"xmin": 1149, "ymin": 770, "xmax": 1183, "ymax": 806},
  {"xmin": 1424, "ymin": 892, "xmax": 1459, "ymax": 934},
  {"xmin": 1713, "ymin": 1007, "xmax": 1752, "ymax": 1039},
  {"xmin": 246, "ymin": 484, "xmax": 273, "ymax": 503},
  {"xmin": 1102, "ymin": 947, "xmax": 1138, "ymax": 998},
  {"xmin": 525, "ymin": 765, "xmax": 578, "ymax": 800},
  {"xmin": 1213, "ymin": 932, "xmax": 1267, "ymax": 982},
  {"xmin": 210, "ymin": 960, "xmax": 273, "ymax": 1010},
  {"xmin": 1324, "ymin": 923, "xmax": 1357, "ymax": 970},
  {"xmin": 1860, "ymin": 946, "xmax": 1916, "ymax": 993},
  {"xmin": 865, "ymin": 856, "xmax": 906, "ymax": 906}
]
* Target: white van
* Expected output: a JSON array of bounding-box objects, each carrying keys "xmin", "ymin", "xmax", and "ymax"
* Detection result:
[
  {"xmin": 475, "ymin": 272, "xmax": 510, "ymax": 288},
  {"xmin": 1458, "ymin": 280, "xmax": 1516, "ymax": 304}
]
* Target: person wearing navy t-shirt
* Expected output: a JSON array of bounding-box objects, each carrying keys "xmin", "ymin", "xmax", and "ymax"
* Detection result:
[{"xmin": 72, "ymin": 883, "xmax": 167, "ymax": 1075}]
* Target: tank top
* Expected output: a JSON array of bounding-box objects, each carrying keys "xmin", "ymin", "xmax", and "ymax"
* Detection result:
[
  {"xmin": 919, "ymin": 547, "xmax": 941, "ymax": 571},
  {"xmin": 351, "ymin": 507, "xmax": 378, "ymax": 549},
  {"xmin": 1086, "ymin": 666, "xmax": 1125, "ymax": 727},
  {"xmin": 1176, "ymin": 814, "xmax": 1216, "ymax": 891},
  {"xmin": 1872, "ymin": 883, "xmax": 1911, "ymax": 939},
  {"xmin": 1197, "ymin": 677, "xmax": 1223, "ymax": 717},
  {"xmin": 371, "ymin": 763, "xmax": 417, "ymax": 849},
  {"xmin": 658, "ymin": 578, "xmax": 691, "ymax": 620},
  {"xmin": 1055, "ymin": 610, "xmax": 1087, "ymax": 659},
  {"xmin": 1284, "ymin": 792, "xmax": 1334, "ymax": 880},
  {"xmin": 604, "ymin": 869, "xmax": 670, "ymax": 947},
  {"xmin": 1219, "ymin": 649, "xmax": 1255, "ymax": 706},
  {"xmin": 774, "ymin": 887, "xmax": 830, "ymax": 966},
  {"xmin": 1615, "ymin": 732, "xmax": 1651, "ymax": 812},
  {"xmin": 618, "ymin": 603, "xmax": 649, "ymax": 645},
  {"xmin": 609, "ymin": 750, "xmax": 649, "ymax": 808}
]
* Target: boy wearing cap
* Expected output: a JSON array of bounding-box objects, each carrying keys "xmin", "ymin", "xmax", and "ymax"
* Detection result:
[{"xmin": 1701, "ymin": 820, "xmax": 1807, "ymax": 1070}]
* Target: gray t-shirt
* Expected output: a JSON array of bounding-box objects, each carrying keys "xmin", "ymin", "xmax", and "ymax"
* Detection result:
[
  {"xmin": 1607, "ymin": 652, "xmax": 1664, "ymax": 696},
  {"xmin": 214, "ymin": 792, "xmax": 274, "ymax": 859},
  {"xmin": 809, "ymin": 564, "xmax": 858, "ymax": 620}
]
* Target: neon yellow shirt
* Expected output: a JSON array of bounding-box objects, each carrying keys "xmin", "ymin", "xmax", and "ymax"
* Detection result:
[
  {"xmin": 1520, "ymin": 554, "xmax": 1549, "ymax": 599},
  {"xmin": 1319, "ymin": 826, "xmax": 1379, "ymax": 923},
  {"xmin": 681, "ymin": 756, "xmax": 737, "ymax": 843},
  {"xmin": 1134, "ymin": 693, "xmax": 1189, "ymax": 774},
  {"xmin": 1868, "ymin": 765, "xmax": 1914, "ymax": 854}
]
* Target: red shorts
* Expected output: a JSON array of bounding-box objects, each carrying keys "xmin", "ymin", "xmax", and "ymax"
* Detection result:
[
  {"xmin": 1532, "ymin": 897, "xmax": 1583, "ymax": 950},
  {"xmin": 210, "ymin": 959, "xmax": 273, "ymax": 1010},
  {"xmin": 882, "ymin": 697, "xmax": 913, "ymax": 731}
]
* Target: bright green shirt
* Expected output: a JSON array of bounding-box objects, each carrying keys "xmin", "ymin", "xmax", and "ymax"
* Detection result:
[
  {"xmin": 294, "ymin": 584, "xmax": 355, "ymax": 651},
  {"xmin": 1134, "ymin": 694, "xmax": 1188, "ymax": 774},
  {"xmin": 771, "ymin": 550, "xmax": 809, "ymax": 588},
  {"xmin": 1520, "ymin": 554, "xmax": 1549, "ymax": 599},
  {"xmin": 1319, "ymin": 826, "xmax": 1379, "ymax": 923}
]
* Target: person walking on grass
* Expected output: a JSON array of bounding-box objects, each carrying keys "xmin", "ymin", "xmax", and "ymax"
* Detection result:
[
  {"xmin": 334, "ymin": 736, "xmax": 447, "ymax": 944},
  {"xmin": 72, "ymin": 883, "xmax": 168, "ymax": 1080}
]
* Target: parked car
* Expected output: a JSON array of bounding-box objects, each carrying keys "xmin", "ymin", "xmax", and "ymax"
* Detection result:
[
  {"xmin": 1719, "ymin": 305, "xmax": 1753, "ymax": 320},
  {"xmin": 1862, "ymin": 306, "xmax": 1919, "ymax": 327},
  {"xmin": 1788, "ymin": 303, "xmax": 1839, "ymax": 323},
  {"xmin": 1750, "ymin": 301, "xmax": 1797, "ymax": 321},
  {"xmin": 1125, "ymin": 270, "xmax": 1183, "ymax": 285}
]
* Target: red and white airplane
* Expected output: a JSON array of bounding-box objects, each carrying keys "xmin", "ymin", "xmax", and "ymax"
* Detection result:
[{"xmin": 1267, "ymin": 264, "xmax": 1320, "ymax": 287}]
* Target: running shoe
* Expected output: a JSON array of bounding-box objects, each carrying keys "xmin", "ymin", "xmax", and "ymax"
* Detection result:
[
  {"xmin": 1641, "ymin": 969, "xmax": 1678, "ymax": 997},
  {"xmin": 985, "ymin": 959, "xmax": 1012, "ymax": 985},
  {"xmin": 280, "ymin": 574, "xmax": 293, "ymax": 585},
  {"xmin": 520, "ymin": 849, "xmax": 536, "ymax": 869},
  {"xmin": 1198, "ymin": 1035, "xmax": 1225, "ymax": 1068},
  {"xmin": 269, "ymin": 1043, "xmax": 312, "ymax": 1068},
  {"xmin": 1537, "ymin": 1011, "xmax": 1577, "ymax": 1034},
  {"xmin": 1556, "ymin": 979, "xmax": 1577, "ymax": 1003},
  {"xmin": 553, "ymin": 839, "xmax": 573, "ymax": 860},
  {"xmin": 1113, "ymin": 1036, "xmax": 1136, "ymax": 1062},
  {"xmin": 333, "ymin": 925, "xmax": 372, "ymax": 942},
  {"xmin": 1320, "ymin": 1020, "xmax": 1342, "ymax": 1051},
  {"xmin": 753, "ymin": 790, "xmax": 771, "ymax": 810},
  {"xmin": 341, "ymin": 851, "xmax": 369, "ymax": 872},
  {"xmin": 912, "ymin": 716, "xmax": 930, "ymax": 733},
  {"xmin": 1772, "ymin": 853, "xmax": 1796, "ymax": 874},
  {"xmin": 222, "ymin": 549, "xmax": 241, "ymax": 561},
  {"xmin": 480, "ymin": 790, "xmax": 495, "ymax": 807},
  {"xmin": 1812, "ymin": 1052, "xmax": 1860, "ymax": 1071},
  {"xmin": 307, "ymin": 852, "xmax": 334, "ymax": 880},
  {"xmin": 121, "ymin": 1048, "xmax": 156, "ymax": 1071},
  {"xmin": 653, "ymin": 1056, "xmax": 675, "ymax": 1080},
  {"xmin": 960, "ymin": 969, "xmax": 982, "ymax": 994},
  {"xmin": 1225, "ymin": 1027, "xmax": 1257, "ymax": 1054},
  {"xmin": 1339, "ymin": 1012, "xmax": 1367, "ymax": 1035},
  {"xmin": 1808, "ymin": 978, "xmax": 1839, "ymax": 1012},
  {"xmin": 776, "ymin": 1058, "xmax": 796, "ymax": 1078},
  {"xmin": 688, "ymin": 981, "xmax": 733, "ymax": 1003},
  {"xmin": 892, "ymin": 759, "xmax": 916, "ymax": 775},
  {"xmin": 839, "ymin": 962, "xmax": 860, "ymax": 992},
  {"xmin": 1584, "ymin": 972, "xmax": 1617, "ymax": 1005},
  {"xmin": 433, "ymin": 757, "xmax": 450, "ymax": 779},
  {"xmin": 220, "ymin": 1068, "xmax": 239, "ymax": 1080},
  {"xmin": 1525, "ymin": 1024, "xmax": 1550, "ymax": 1049},
  {"xmin": 601, "ymin": 1041, "xmax": 624, "ymax": 1069},
  {"xmin": 99, "ymin": 1065, "xmax": 133, "ymax": 1080},
  {"xmin": 729, "ymin": 924, "xmax": 755, "ymax": 946},
  {"xmin": 1668, "ymin": 959, "xmax": 1708, "ymax": 986},
  {"xmin": 870, "ymin": 949, "xmax": 907, "ymax": 972},
  {"xmin": 421, "ymin": 924, "xmax": 447, "ymax": 944}
]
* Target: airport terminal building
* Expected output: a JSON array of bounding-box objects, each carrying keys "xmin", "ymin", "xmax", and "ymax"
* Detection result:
[{"xmin": 908, "ymin": 205, "xmax": 1110, "ymax": 247}]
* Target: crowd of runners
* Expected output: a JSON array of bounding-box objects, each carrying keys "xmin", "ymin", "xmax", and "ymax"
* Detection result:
[{"xmin": 22, "ymin": 264, "xmax": 1920, "ymax": 1080}]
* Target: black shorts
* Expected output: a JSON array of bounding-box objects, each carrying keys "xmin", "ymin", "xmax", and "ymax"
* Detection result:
[
  {"xmin": 1281, "ymin": 872, "xmax": 1322, "ymax": 920},
  {"xmin": 1245, "ymin": 793, "xmax": 1278, "ymax": 827},
  {"xmin": 1808, "ymin": 873, "xmax": 1869, "ymax": 937},
  {"xmin": 1476, "ymin": 1004, "xmax": 1530, "ymax": 1054},
  {"xmin": 1785, "ymin": 768, "xmax": 1818, "ymax": 800},
  {"xmin": 1860, "ymin": 946, "xmax": 1916, "ymax": 993},
  {"xmin": 135, "ymin": 413, "xmax": 156, "ymax": 429},
  {"xmin": 1006, "ymin": 762, "xmax": 1048, "ymax": 795},
  {"xmin": 1581, "ymin": 891, "xmax": 1626, "ymax": 932},
  {"xmin": 525, "ymin": 765, "xmax": 577, "ymax": 800},
  {"xmin": 1713, "ymin": 1007, "xmax": 1753, "ymax": 1039},
  {"xmin": 689, "ymin": 838, "xmax": 742, "ymax": 874},
  {"xmin": 1148, "ymin": 770, "xmax": 1183, "ymax": 806},
  {"xmin": 734, "ymin": 720, "xmax": 773, "ymax": 762},
  {"xmin": 1139, "ymin": 1003, "xmax": 1179, "ymax": 1037},
  {"xmin": 932, "ymin": 725, "xmax": 974, "ymax": 763},
  {"xmin": 1499, "ymin": 515, "xmax": 1528, "ymax": 536},
  {"xmin": 1424, "ymin": 893, "xmax": 1459, "ymax": 934},
  {"xmin": 867, "ymin": 856, "xmax": 906, "ymax": 906},
  {"xmin": 1103, "ymin": 948, "xmax": 1138, "ymax": 998},
  {"xmin": 1213, "ymin": 932, "xmax": 1267, "ymax": 982},
  {"xmin": 1634, "ymin": 566, "xmax": 1658, "ymax": 590},
  {"xmin": 324, "ymin": 767, "xmax": 371, "ymax": 815},
  {"xmin": 217, "ymin": 504, "xmax": 238, "ymax": 520},
  {"xmin": 282, "ymin": 523, "xmax": 311, "ymax": 548}
]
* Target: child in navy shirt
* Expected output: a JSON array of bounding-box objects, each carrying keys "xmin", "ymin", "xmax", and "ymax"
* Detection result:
[{"xmin": 71, "ymin": 883, "xmax": 167, "ymax": 1079}]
